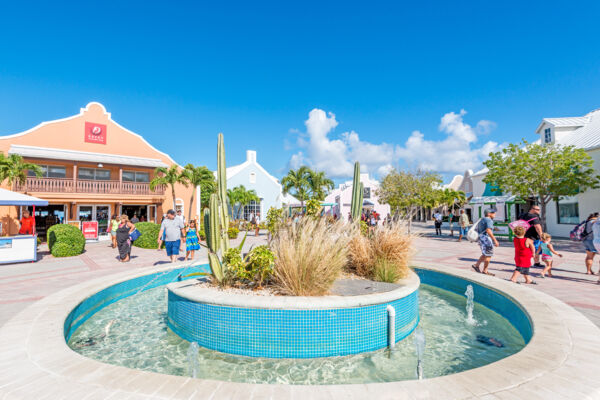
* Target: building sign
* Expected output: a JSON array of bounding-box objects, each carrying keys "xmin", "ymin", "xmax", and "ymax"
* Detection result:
[
  {"xmin": 84, "ymin": 122, "xmax": 107, "ymax": 144},
  {"xmin": 363, "ymin": 187, "xmax": 371, "ymax": 199},
  {"xmin": 82, "ymin": 221, "xmax": 98, "ymax": 240}
]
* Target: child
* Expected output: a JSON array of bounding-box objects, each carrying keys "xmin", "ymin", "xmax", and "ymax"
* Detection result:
[
  {"xmin": 537, "ymin": 233, "xmax": 563, "ymax": 278},
  {"xmin": 511, "ymin": 226, "xmax": 536, "ymax": 284},
  {"xmin": 185, "ymin": 220, "xmax": 200, "ymax": 261}
]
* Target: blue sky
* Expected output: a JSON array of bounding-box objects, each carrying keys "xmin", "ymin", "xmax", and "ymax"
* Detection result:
[{"xmin": 1, "ymin": 1, "xmax": 600, "ymax": 182}]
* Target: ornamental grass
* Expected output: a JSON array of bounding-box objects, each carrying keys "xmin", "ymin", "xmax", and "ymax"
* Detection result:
[
  {"xmin": 271, "ymin": 218, "xmax": 355, "ymax": 296},
  {"xmin": 348, "ymin": 224, "xmax": 413, "ymax": 282}
]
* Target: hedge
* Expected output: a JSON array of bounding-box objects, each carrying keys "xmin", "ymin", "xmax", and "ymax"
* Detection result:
[
  {"xmin": 133, "ymin": 222, "xmax": 161, "ymax": 249},
  {"xmin": 47, "ymin": 224, "xmax": 85, "ymax": 257}
]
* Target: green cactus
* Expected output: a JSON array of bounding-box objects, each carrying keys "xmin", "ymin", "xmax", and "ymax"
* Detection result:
[
  {"xmin": 217, "ymin": 133, "xmax": 230, "ymax": 251},
  {"xmin": 351, "ymin": 162, "xmax": 363, "ymax": 221}
]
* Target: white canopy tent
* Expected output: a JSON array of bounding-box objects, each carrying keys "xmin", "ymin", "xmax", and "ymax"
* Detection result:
[{"xmin": 0, "ymin": 188, "xmax": 48, "ymax": 207}]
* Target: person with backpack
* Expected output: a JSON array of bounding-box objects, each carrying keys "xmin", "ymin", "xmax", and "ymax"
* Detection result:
[
  {"xmin": 582, "ymin": 213, "xmax": 599, "ymax": 275},
  {"xmin": 471, "ymin": 209, "xmax": 499, "ymax": 276},
  {"xmin": 517, "ymin": 205, "xmax": 543, "ymax": 268}
]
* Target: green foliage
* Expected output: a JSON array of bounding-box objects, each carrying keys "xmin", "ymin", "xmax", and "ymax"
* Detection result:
[
  {"xmin": 227, "ymin": 226, "xmax": 239, "ymax": 239},
  {"xmin": 281, "ymin": 166, "xmax": 312, "ymax": 206},
  {"xmin": 266, "ymin": 207, "xmax": 285, "ymax": 235},
  {"xmin": 305, "ymin": 198, "xmax": 322, "ymax": 217},
  {"xmin": 373, "ymin": 257, "xmax": 402, "ymax": 283},
  {"xmin": 132, "ymin": 222, "xmax": 161, "ymax": 249},
  {"xmin": 360, "ymin": 220, "xmax": 369, "ymax": 235},
  {"xmin": 433, "ymin": 188, "xmax": 467, "ymax": 211},
  {"xmin": 350, "ymin": 162, "xmax": 364, "ymax": 221},
  {"xmin": 307, "ymin": 170, "xmax": 334, "ymax": 201},
  {"xmin": 484, "ymin": 141, "xmax": 600, "ymax": 228},
  {"xmin": 246, "ymin": 245, "xmax": 275, "ymax": 286},
  {"xmin": 197, "ymin": 229, "xmax": 205, "ymax": 240},
  {"xmin": 0, "ymin": 153, "xmax": 43, "ymax": 186},
  {"xmin": 150, "ymin": 165, "xmax": 188, "ymax": 208},
  {"xmin": 47, "ymin": 224, "xmax": 85, "ymax": 257},
  {"xmin": 227, "ymin": 185, "xmax": 259, "ymax": 219}
]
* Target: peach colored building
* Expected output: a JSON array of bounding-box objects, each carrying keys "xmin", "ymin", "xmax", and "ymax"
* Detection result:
[{"xmin": 0, "ymin": 102, "xmax": 196, "ymax": 239}]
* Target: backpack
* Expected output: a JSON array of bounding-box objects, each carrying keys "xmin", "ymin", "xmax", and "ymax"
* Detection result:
[
  {"xmin": 467, "ymin": 218, "xmax": 482, "ymax": 243},
  {"xmin": 570, "ymin": 220, "xmax": 590, "ymax": 242},
  {"xmin": 508, "ymin": 217, "xmax": 536, "ymax": 233}
]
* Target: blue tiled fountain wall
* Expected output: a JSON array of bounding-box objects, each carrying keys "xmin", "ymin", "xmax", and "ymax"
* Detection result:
[
  {"xmin": 167, "ymin": 289, "xmax": 419, "ymax": 358},
  {"xmin": 64, "ymin": 265, "xmax": 532, "ymax": 357}
]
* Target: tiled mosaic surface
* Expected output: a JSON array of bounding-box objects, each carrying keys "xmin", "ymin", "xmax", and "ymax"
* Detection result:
[
  {"xmin": 167, "ymin": 290, "xmax": 419, "ymax": 358},
  {"xmin": 415, "ymin": 268, "xmax": 533, "ymax": 342}
]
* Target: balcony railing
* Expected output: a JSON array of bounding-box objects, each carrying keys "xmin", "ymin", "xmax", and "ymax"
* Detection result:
[{"xmin": 15, "ymin": 177, "xmax": 165, "ymax": 196}]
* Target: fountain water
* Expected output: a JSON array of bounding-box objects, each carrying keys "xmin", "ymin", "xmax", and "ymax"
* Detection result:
[
  {"xmin": 465, "ymin": 284, "xmax": 476, "ymax": 326},
  {"xmin": 414, "ymin": 327, "xmax": 425, "ymax": 380},
  {"xmin": 187, "ymin": 342, "xmax": 200, "ymax": 378}
]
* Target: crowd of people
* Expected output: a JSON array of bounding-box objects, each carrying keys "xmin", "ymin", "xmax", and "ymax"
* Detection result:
[{"xmin": 431, "ymin": 205, "xmax": 600, "ymax": 285}]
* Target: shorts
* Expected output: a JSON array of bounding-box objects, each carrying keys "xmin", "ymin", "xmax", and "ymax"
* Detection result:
[
  {"xmin": 533, "ymin": 240, "xmax": 542, "ymax": 252},
  {"xmin": 165, "ymin": 240, "xmax": 181, "ymax": 256},
  {"xmin": 515, "ymin": 266, "xmax": 530, "ymax": 275},
  {"xmin": 583, "ymin": 238, "xmax": 597, "ymax": 253},
  {"xmin": 478, "ymin": 234, "xmax": 494, "ymax": 257},
  {"xmin": 110, "ymin": 231, "xmax": 117, "ymax": 237},
  {"xmin": 542, "ymin": 255, "xmax": 552, "ymax": 262},
  {"xmin": 459, "ymin": 226, "xmax": 468, "ymax": 236}
]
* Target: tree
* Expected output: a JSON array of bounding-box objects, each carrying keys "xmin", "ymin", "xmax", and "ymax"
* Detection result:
[
  {"xmin": 377, "ymin": 169, "xmax": 442, "ymax": 232},
  {"xmin": 227, "ymin": 185, "xmax": 259, "ymax": 219},
  {"xmin": 281, "ymin": 166, "xmax": 312, "ymax": 210},
  {"xmin": 484, "ymin": 141, "xmax": 600, "ymax": 230},
  {"xmin": 436, "ymin": 188, "xmax": 467, "ymax": 213},
  {"xmin": 150, "ymin": 165, "xmax": 188, "ymax": 210},
  {"xmin": 307, "ymin": 170, "xmax": 334, "ymax": 201},
  {"xmin": 181, "ymin": 164, "xmax": 216, "ymax": 221},
  {"xmin": 0, "ymin": 153, "xmax": 43, "ymax": 187}
]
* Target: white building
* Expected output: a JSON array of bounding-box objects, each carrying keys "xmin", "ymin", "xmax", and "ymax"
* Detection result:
[
  {"xmin": 324, "ymin": 173, "xmax": 390, "ymax": 223},
  {"xmin": 222, "ymin": 150, "xmax": 297, "ymax": 220},
  {"xmin": 462, "ymin": 108, "xmax": 600, "ymax": 237}
]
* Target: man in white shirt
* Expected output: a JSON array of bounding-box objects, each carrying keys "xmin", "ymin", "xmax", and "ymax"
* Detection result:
[
  {"xmin": 175, "ymin": 209, "xmax": 186, "ymax": 226},
  {"xmin": 433, "ymin": 211, "xmax": 443, "ymax": 235}
]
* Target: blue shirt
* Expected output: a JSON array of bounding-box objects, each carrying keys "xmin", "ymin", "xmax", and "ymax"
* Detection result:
[{"xmin": 477, "ymin": 217, "xmax": 494, "ymax": 235}]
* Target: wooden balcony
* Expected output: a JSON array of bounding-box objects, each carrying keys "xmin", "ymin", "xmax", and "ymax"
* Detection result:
[{"xmin": 15, "ymin": 177, "xmax": 165, "ymax": 196}]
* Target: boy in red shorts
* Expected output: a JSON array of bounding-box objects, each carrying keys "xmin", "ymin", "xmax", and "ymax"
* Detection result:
[{"xmin": 510, "ymin": 226, "xmax": 536, "ymax": 284}]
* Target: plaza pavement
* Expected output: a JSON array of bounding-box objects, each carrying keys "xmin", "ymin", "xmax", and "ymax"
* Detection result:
[{"xmin": 1, "ymin": 224, "xmax": 599, "ymax": 328}]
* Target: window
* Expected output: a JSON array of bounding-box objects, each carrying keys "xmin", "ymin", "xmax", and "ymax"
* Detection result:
[
  {"xmin": 363, "ymin": 187, "xmax": 371, "ymax": 199},
  {"xmin": 175, "ymin": 198, "xmax": 184, "ymax": 216},
  {"xmin": 243, "ymin": 200, "xmax": 262, "ymax": 221},
  {"xmin": 27, "ymin": 165, "xmax": 66, "ymax": 178},
  {"xmin": 123, "ymin": 171, "xmax": 150, "ymax": 182},
  {"xmin": 556, "ymin": 196, "xmax": 579, "ymax": 224},
  {"xmin": 249, "ymin": 172, "xmax": 256, "ymax": 184},
  {"xmin": 544, "ymin": 128, "xmax": 552, "ymax": 144},
  {"xmin": 78, "ymin": 168, "xmax": 111, "ymax": 180}
]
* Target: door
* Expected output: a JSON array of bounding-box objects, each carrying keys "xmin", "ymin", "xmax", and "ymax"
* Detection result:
[
  {"xmin": 96, "ymin": 205, "xmax": 110, "ymax": 234},
  {"xmin": 78, "ymin": 206, "xmax": 93, "ymax": 221},
  {"xmin": 148, "ymin": 205, "xmax": 157, "ymax": 223}
]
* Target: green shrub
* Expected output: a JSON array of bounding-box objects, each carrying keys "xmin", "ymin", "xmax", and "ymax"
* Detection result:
[
  {"xmin": 266, "ymin": 207, "xmax": 284, "ymax": 235},
  {"xmin": 223, "ymin": 247, "xmax": 246, "ymax": 281},
  {"xmin": 227, "ymin": 227, "xmax": 239, "ymax": 239},
  {"xmin": 305, "ymin": 199, "xmax": 322, "ymax": 217},
  {"xmin": 258, "ymin": 222, "xmax": 267, "ymax": 230},
  {"xmin": 247, "ymin": 245, "xmax": 275, "ymax": 287},
  {"xmin": 360, "ymin": 220, "xmax": 369, "ymax": 236},
  {"xmin": 198, "ymin": 229, "xmax": 206, "ymax": 240},
  {"xmin": 373, "ymin": 257, "xmax": 402, "ymax": 283},
  {"xmin": 47, "ymin": 224, "xmax": 85, "ymax": 257},
  {"xmin": 132, "ymin": 222, "xmax": 161, "ymax": 249}
]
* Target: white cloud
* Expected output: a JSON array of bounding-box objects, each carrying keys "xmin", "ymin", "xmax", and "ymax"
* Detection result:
[{"xmin": 287, "ymin": 108, "xmax": 502, "ymax": 179}]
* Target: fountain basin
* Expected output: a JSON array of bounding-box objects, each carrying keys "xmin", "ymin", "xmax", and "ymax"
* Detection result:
[{"xmin": 166, "ymin": 272, "xmax": 420, "ymax": 358}]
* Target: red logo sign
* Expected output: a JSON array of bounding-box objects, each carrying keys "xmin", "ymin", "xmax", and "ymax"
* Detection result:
[
  {"xmin": 81, "ymin": 221, "xmax": 98, "ymax": 240},
  {"xmin": 84, "ymin": 122, "xmax": 107, "ymax": 144}
]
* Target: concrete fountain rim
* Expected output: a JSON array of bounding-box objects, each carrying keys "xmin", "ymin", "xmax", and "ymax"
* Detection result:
[{"xmin": 1, "ymin": 258, "xmax": 599, "ymax": 399}]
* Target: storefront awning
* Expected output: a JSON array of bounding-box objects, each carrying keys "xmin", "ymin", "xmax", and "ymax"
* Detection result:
[
  {"xmin": 469, "ymin": 195, "xmax": 517, "ymax": 205},
  {"xmin": 0, "ymin": 188, "xmax": 49, "ymax": 206},
  {"xmin": 9, "ymin": 145, "xmax": 168, "ymax": 168}
]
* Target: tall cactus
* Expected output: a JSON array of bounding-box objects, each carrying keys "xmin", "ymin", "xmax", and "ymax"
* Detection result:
[
  {"xmin": 217, "ymin": 133, "xmax": 230, "ymax": 250},
  {"xmin": 350, "ymin": 161, "xmax": 363, "ymax": 221}
]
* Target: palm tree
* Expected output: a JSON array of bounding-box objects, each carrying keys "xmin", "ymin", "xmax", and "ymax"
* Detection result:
[
  {"xmin": 227, "ymin": 186, "xmax": 244, "ymax": 218},
  {"xmin": 150, "ymin": 165, "xmax": 188, "ymax": 210},
  {"xmin": 281, "ymin": 166, "xmax": 312, "ymax": 210},
  {"xmin": 232, "ymin": 185, "xmax": 259, "ymax": 219},
  {"xmin": 181, "ymin": 164, "xmax": 216, "ymax": 221},
  {"xmin": 307, "ymin": 170, "xmax": 334, "ymax": 201},
  {"xmin": 0, "ymin": 153, "xmax": 43, "ymax": 187}
]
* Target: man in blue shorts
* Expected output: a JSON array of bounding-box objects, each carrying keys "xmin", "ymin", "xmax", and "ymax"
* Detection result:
[
  {"xmin": 157, "ymin": 209, "xmax": 186, "ymax": 263},
  {"xmin": 472, "ymin": 209, "xmax": 499, "ymax": 276}
]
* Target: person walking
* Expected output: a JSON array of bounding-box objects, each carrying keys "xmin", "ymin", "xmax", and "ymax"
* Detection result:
[
  {"xmin": 517, "ymin": 205, "xmax": 543, "ymax": 268},
  {"xmin": 458, "ymin": 209, "xmax": 470, "ymax": 242},
  {"xmin": 184, "ymin": 219, "xmax": 200, "ymax": 261},
  {"xmin": 448, "ymin": 211, "xmax": 454, "ymax": 236},
  {"xmin": 108, "ymin": 215, "xmax": 120, "ymax": 248},
  {"xmin": 537, "ymin": 233, "xmax": 563, "ymax": 278},
  {"xmin": 254, "ymin": 213, "xmax": 261, "ymax": 236},
  {"xmin": 582, "ymin": 213, "xmax": 599, "ymax": 275},
  {"xmin": 472, "ymin": 209, "xmax": 499, "ymax": 276},
  {"xmin": 510, "ymin": 226, "xmax": 536, "ymax": 284},
  {"xmin": 116, "ymin": 214, "xmax": 135, "ymax": 262},
  {"xmin": 433, "ymin": 211, "xmax": 443, "ymax": 235},
  {"xmin": 158, "ymin": 209, "xmax": 186, "ymax": 263},
  {"xmin": 175, "ymin": 209, "xmax": 186, "ymax": 226}
]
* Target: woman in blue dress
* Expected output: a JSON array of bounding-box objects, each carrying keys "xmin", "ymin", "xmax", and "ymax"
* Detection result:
[{"xmin": 185, "ymin": 219, "xmax": 200, "ymax": 261}]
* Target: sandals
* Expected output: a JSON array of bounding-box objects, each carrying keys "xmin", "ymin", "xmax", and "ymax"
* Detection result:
[
  {"xmin": 471, "ymin": 265, "xmax": 481, "ymax": 273},
  {"xmin": 483, "ymin": 271, "xmax": 495, "ymax": 276},
  {"xmin": 526, "ymin": 281, "xmax": 538, "ymax": 285}
]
